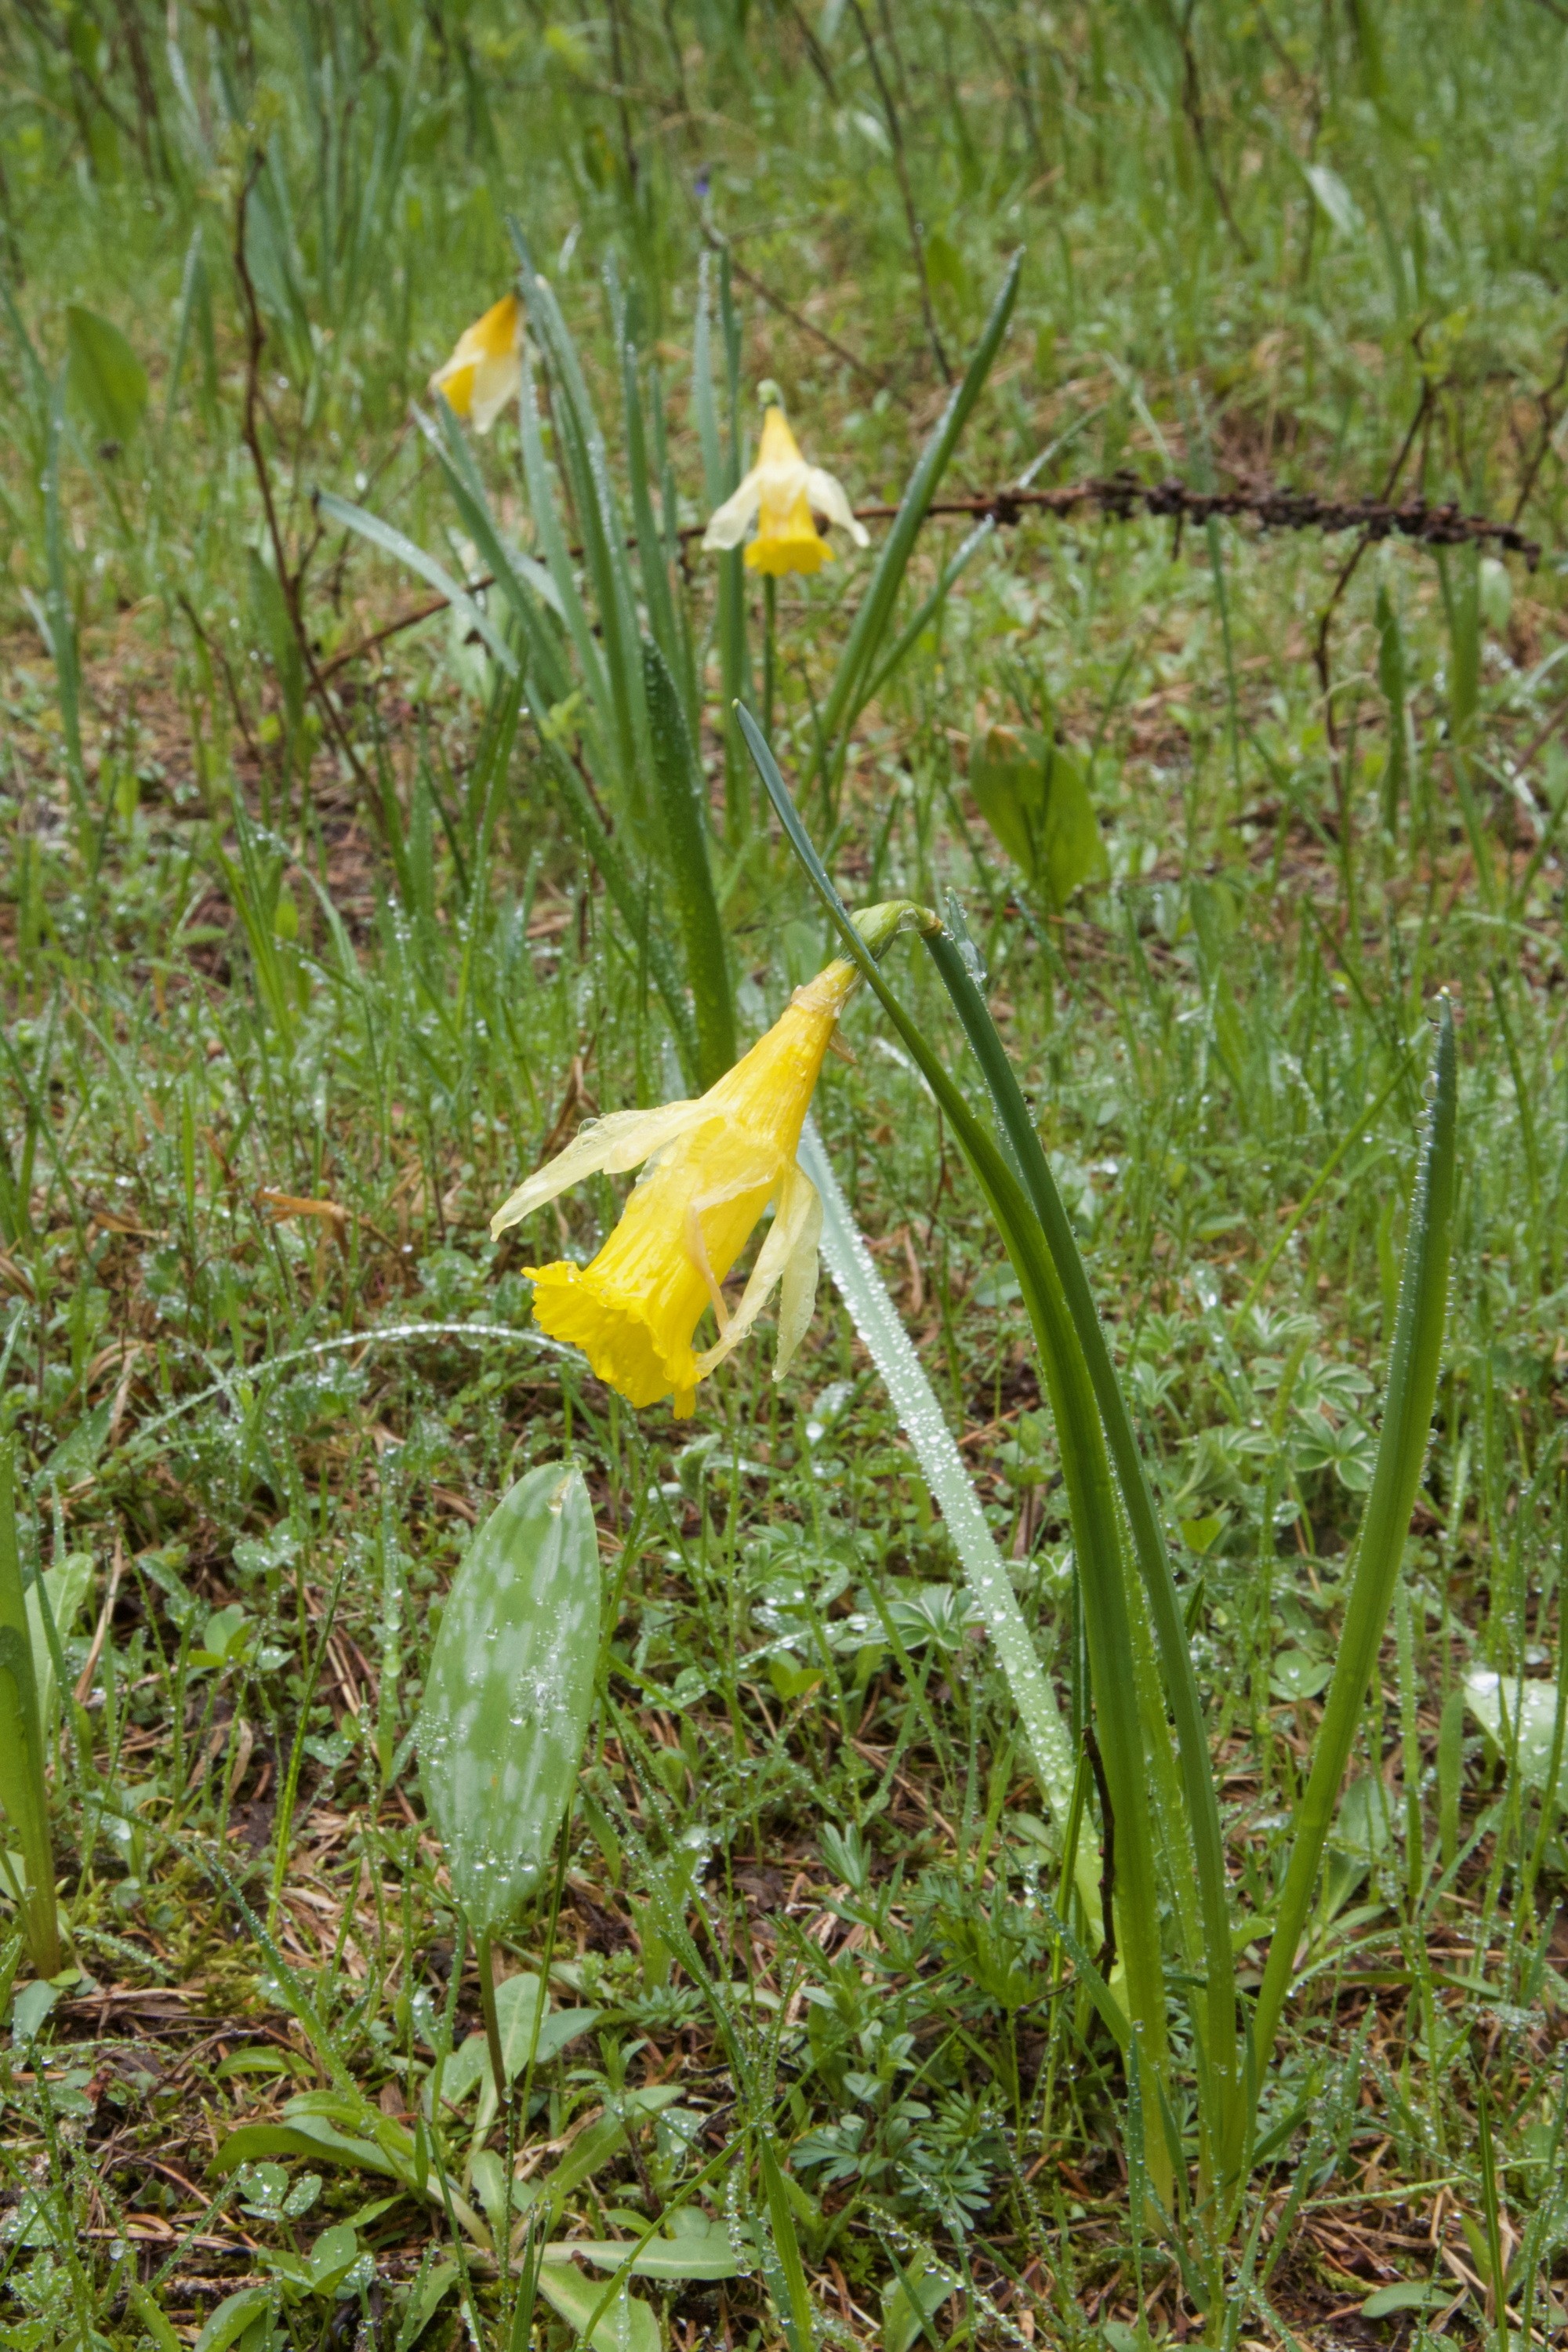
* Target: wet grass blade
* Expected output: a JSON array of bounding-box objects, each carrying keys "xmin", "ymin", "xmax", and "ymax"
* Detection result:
[
  {"xmin": 43, "ymin": 368, "xmax": 86, "ymax": 833},
  {"xmin": 1252, "ymin": 1000, "xmax": 1457, "ymax": 2082}
]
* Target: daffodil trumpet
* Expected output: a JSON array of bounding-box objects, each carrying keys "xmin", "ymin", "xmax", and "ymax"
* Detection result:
[
  {"xmin": 494, "ymin": 904, "xmax": 931, "ymax": 1415},
  {"xmin": 430, "ymin": 292, "xmax": 524, "ymax": 434},
  {"xmin": 702, "ymin": 401, "xmax": 869, "ymax": 579}
]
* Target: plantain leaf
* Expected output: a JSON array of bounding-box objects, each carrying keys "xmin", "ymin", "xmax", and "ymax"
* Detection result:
[
  {"xmin": 416, "ymin": 1463, "xmax": 600, "ymax": 1934},
  {"xmin": 967, "ymin": 721, "xmax": 1104, "ymax": 908}
]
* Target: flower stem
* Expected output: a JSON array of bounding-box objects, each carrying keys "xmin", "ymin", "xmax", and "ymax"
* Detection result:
[{"xmin": 763, "ymin": 573, "xmax": 776, "ymax": 740}]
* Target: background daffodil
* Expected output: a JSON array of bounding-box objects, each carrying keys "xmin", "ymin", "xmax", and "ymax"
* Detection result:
[
  {"xmin": 702, "ymin": 402, "xmax": 869, "ymax": 577},
  {"xmin": 492, "ymin": 958, "xmax": 860, "ymax": 1414},
  {"xmin": 429, "ymin": 291, "xmax": 523, "ymax": 432}
]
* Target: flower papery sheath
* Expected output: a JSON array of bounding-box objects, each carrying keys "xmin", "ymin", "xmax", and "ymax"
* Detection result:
[{"xmin": 492, "ymin": 960, "xmax": 858, "ymax": 1414}]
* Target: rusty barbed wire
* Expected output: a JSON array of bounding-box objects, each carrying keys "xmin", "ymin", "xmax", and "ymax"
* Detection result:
[
  {"xmin": 863, "ymin": 470, "xmax": 1543, "ymax": 564},
  {"xmin": 320, "ymin": 468, "xmax": 1541, "ymax": 678}
]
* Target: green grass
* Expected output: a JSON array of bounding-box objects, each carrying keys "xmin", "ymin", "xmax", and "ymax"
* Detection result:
[{"xmin": 5, "ymin": 2, "xmax": 1568, "ymax": 2345}]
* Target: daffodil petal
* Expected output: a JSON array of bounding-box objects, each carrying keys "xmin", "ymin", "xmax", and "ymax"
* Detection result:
[
  {"xmin": 467, "ymin": 346, "xmax": 522, "ymax": 434},
  {"xmin": 491, "ymin": 1100, "xmax": 711, "ymax": 1237},
  {"xmin": 804, "ymin": 466, "xmax": 869, "ymax": 546},
  {"xmin": 702, "ymin": 473, "xmax": 763, "ymax": 551},
  {"xmin": 694, "ymin": 1156, "xmax": 818, "ymax": 1381},
  {"xmin": 772, "ymin": 1161, "xmax": 823, "ymax": 1378}
]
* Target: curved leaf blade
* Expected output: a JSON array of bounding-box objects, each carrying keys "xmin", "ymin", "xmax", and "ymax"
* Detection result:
[
  {"xmin": 1252, "ymin": 1001, "xmax": 1457, "ymax": 2078},
  {"xmin": 314, "ymin": 488, "xmax": 517, "ymax": 675}
]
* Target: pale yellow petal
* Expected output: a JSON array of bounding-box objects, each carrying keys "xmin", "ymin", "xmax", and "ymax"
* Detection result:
[
  {"xmin": 702, "ymin": 471, "xmax": 762, "ymax": 551},
  {"xmin": 804, "ymin": 465, "xmax": 869, "ymax": 546},
  {"xmin": 694, "ymin": 1156, "xmax": 818, "ymax": 1380},
  {"xmin": 467, "ymin": 345, "xmax": 522, "ymax": 434},
  {"xmin": 430, "ymin": 293, "xmax": 522, "ymax": 426},
  {"xmin": 491, "ymin": 1101, "xmax": 710, "ymax": 1237},
  {"xmin": 771, "ymin": 1162, "xmax": 823, "ymax": 1378}
]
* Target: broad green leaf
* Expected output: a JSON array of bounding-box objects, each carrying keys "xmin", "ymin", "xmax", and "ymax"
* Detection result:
[
  {"xmin": 125, "ymin": 2276, "xmax": 183, "ymax": 2352},
  {"xmin": 1465, "ymin": 1670, "xmax": 1568, "ymax": 1801},
  {"xmin": 445, "ymin": 1973, "xmax": 597, "ymax": 2133},
  {"xmin": 1270, "ymin": 1648, "xmax": 1333, "ymax": 1702},
  {"xmin": 194, "ymin": 2289, "xmax": 273, "ymax": 2352},
  {"xmin": 416, "ymin": 1463, "xmax": 600, "ymax": 1933},
  {"xmin": 27, "ymin": 1549, "xmax": 93, "ymax": 1734},
  {"xmin": 65, "ymin": 306, "xmax": 148, "ymax": 442},
  {"xmin": 542, "ymin": 2086, "xmax": 684, "ymax": 2207},
  {"xmin": 212, "ymin": 2120, "xmax": 401, "ymax": 2181},
  {"xmin": 397, "ymin": 2262, "xmax": 459, "ymax": 2347},
  {"xmin": 1362, "ymin": 2281, "xmax": 1446, "ymax": 2318},
  {"xmin": 967, "ymin": 723, "xmax": 1104, "ymax": 908},
  {"xmin": 881, "ymin": 2257, "xmax": 949, "ymax": 2352},
  {"xmin": 306, "ymin": 2223, "xmax": 359, "ymax": 2294},
  {"xmin": 543, "ymin": 2236, "xmax": 741, "ymax": 2283},
  {"xmin": 536, "ymin": 2259, "xmax": 660, "ymax": 2352}
]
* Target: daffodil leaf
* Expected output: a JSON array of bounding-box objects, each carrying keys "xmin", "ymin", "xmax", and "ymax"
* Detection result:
[
  {"xmin": 416, "ymin": 1462, "xmax": 600, "ymax": 1934},
  {"xmin": 815, "ymin": 249, "xmax": 1021, "ymax": 761},
  {"xmin": 643, "ymin": 636, "xmax": 735, "ymax": 1087},
  {"xmin": 314, "ymin": 488, "xmax": 517, "ymax": 676}
]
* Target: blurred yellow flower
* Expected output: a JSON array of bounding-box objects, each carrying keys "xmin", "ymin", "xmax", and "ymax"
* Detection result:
[
  {"xmin": 492, "ymin": 959, "xmax": 859, "ymax": 1414},
  {"xmin": 430, "ymin": 292, "xmax": 523, "ymax": 433},
  {"xmin": 702, "ymin": 405, "xmax": 869, "ymax": 578}
]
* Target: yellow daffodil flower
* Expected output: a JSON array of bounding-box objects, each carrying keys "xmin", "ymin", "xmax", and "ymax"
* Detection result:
[
  {"xmin": 430, "ymin": 292, "xmax": 523, "ymax": 433},
  {"xmin": 492, "ymin": 957, "xmax": 862, "ymax": 1415},
  {"xmin": 702, "ymin": 404, "xmax": 869, "ymax": 578}
]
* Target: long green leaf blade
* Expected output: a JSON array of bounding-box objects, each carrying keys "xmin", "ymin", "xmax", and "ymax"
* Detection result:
[
  {"xmin": 0, "ymin": 1441, "xmax": 59, "ymax": 1977},
  {"xmin": 642, "ymin": 637, "xmax": 735, "ymax": 1086},
  {"xmin": 800, "ymin": 1117, "xmax": 1103, "ymax": 1933},
  {"xmin": 1252, "ymin": 1000, "xmax": 1457, "ymax": 2080},
  {"xmin": 741, "ymin": 710, "xmax": 1169, "ymax": 2133},
  {"xmin": 920, "ymin": 927, "xmax": 1243, "ymax": 2176},
  {"xmin": 314, "ymin": 488, "xmax": 517, "ymax": 673},
  {"xmin": 814, "ymin": 252, "xmax": 1021, "ymax": 764}
]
